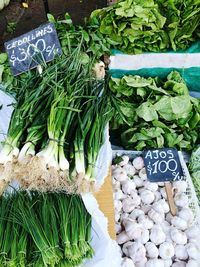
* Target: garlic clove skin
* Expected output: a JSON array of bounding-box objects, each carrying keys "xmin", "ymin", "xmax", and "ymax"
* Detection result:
[
  {"xmin": 141, "ymin": 205, "xmax": 151, "ymax": 214},
  {"xmin": 152, "ymin": 202, "xmax": 165, "ymax": 214},
  {"xmin": 145, "ymin": 242, "xmax": 159, "ymax": 258},
  {"xmin": 145, "ymin": 259, "xmax": 165, "ymax": 267},
  {"xmin": 174, "ymin": 193, "xmax": 189, "ymax": 208},
  {"xmin": 185, "ymin": 243, "xmax": 200, "ymax": 260},
  {"xmin": 115, "ymin": 222, "xmax": 122, "ymax": 234},
  {"xmin": 148, "ymin": 209, "xmax": 164, "ymax": 224},
  {"xmin": 140, "ymin": 190, "xmax": 155, "ymax": 205},
  {"xmin": 170, "ymin": 228, "xmax": 187, "ymax": 245},
  {"xmin": 157, "ymin": 199, "xmax": 170, "ymax": 213},
  {"xmin": 139, "ymin": 167, "xmax": 147, "ymax": 181},
  {"xmin": 178, "ymin": 208, "xmax": 194, "ymax": 226},
  {"xmin": 158, "ymin": 182, "xmax": 165, "ymax": 187},
  {"xmin": 123, "ymin": 163, "xmax": 136, "ymax": 177},
  {"xmin": 175, "ymin": 244, "xmax": 188, "ymax": 261},
  {"xmin": 144, "ymin": 181, "xmax": 158, "ymax": 192},
  {"xmin": 128, "ymin": 242, "xmax": 146, "ymax": 263},
  {"xmin": 117, "ymin": 231, "xmax": 130, "ymax": 245},
  {"xmin": 124, "ymin": 220, "xmax": 143, "ymax": 240},
  {"xmin": 150, "ymin": 225, "xmax": 166, "ymax": 245},
  {"xmin": 159, "ymin": 242, "xmax": 175, "ymax": 260},
  {"xmin": 121, "ymin": 212, "xmax": 129, "ymax": 225},
  {"xmin": 140, "ymin": 229, "xmax": 150, "ymax": 244},
  {"xmin": 112, "ymin": 179, "xmax": 121, "ymax": 191},
  {"xmin": 154, "ymin": 191, "xmax": 162, "ymax": 201},
  {"xmin": 186, "ymin": 260, "xmax": 199, "ymax": 267},
  {"xmin": 172, "ymin": 261, "xmax": 186, "ymax": 267},
  {"xmin": 138, "ymin": 215, "xmax": 154, "ymax": 229},
  {"xmin": 160, "ymin": 188, "xmax": 168, "ymax": 199},
  {"xmin": 122, "ymin": 197, "xmax": 136, "ymax": 213},
  {"xmin": 132, "ymin": 157, "xmax": 144, "ymax": 170},
  {"xmin": 115, "ymin": 213, "xmax": 120, "ymax": 222},
  {"xmin": 165, "ymin": 212, "xmax": 174, "ymax": 224},
  {"xmin": 114, "ymin": 189, "xmax": 127, "ymax": 200},
  {"xmin": 122, "ymin": 241, "xmax": 134, "ymax": 256},
  {"xmin": 164, "ymin": 259, "xmax": 172, "ymax": 267},
  {"xmin": 122, "ymin": 179, "xmax": 136, "ymax": 195},
  {"xmin": 173, "ymin": 181, "xmax": 188, "ymax": 193},
  {"xmin": 129, "ymin": 209, "xmax": 144, "ymax": 220},
  {"xmin": 133, "ymin": 175, "xmax": 144, "ymax": 188},
  {"xmin": 119, "ymin": 155, "xmax": 130, "ymax": 167},
  {"xmin": 160, "ymin": 221, "xmax": 171, "ymax": 234},
  {"xmin": 185, "ymin": 225, "xmax": 200, "ymax": 239},
  {"xmin": 122, "ymin": 257, "xmax": 136, "ymax": 267},
  {"xmin": 130, "ymin": 192, "xmax": 141, "ymax": 207},
  {"xmin": 114, "ymin": 199, "xmax": 122, "ymax": 213},
  {"xmin": 135, "ymin": 257, "xmax": 147, "ymax": 267},
  {"xmin": 171, "ymin": 216, "xmax": 188, "ymax": 231}
]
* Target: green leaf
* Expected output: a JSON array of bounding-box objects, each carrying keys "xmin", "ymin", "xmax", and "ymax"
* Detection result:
[
  {"xmin": 136, "ymin": 102, "xmax": 158, "ymax": 122},
  {"xmin": 0, "ymin": 65, "xmax": 4, "ymax": 83},
  {"xmin": 0, "ymin": 53, "xmax": 7, "ymax": 64}
]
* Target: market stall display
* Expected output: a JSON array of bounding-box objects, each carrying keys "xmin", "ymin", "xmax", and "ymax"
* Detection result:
[{"xmin": 112, "ymin": 152, "xmax": 200, "ymax": 266}]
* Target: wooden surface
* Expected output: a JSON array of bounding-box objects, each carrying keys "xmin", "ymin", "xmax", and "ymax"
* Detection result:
[{"xmin": 96, "ymin": 170, "xmax": 116, "ymax": 240}]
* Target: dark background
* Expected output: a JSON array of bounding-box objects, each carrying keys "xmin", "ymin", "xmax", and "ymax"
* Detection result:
[{"xmin": 0, "ymin": 0, "xmax": 114, "ymax": 51}]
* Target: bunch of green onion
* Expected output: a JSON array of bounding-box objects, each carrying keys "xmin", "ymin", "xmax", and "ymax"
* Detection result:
[
  {"xmin": 0, "ymin": 38, "xmax": 113, "ymax": 194},
  {"xmin": 0, "ymin": 190, "xmax": 93, "ymax": 267}
]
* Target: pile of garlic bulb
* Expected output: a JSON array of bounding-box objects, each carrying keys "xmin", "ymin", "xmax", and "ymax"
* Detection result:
[{"xmin": 112, "ymin": 155, "xmax": 200, "ymax": 267}]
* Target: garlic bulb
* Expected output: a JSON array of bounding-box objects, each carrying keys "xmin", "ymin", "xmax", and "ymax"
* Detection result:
[
  {"xmin": 138, "ymin": 215, "xmax": 154, "ymax": 229},
  {"xmin": 140, "ymin": 190, "xmax": 155, "ymax": 205},
  {"xmin": 117, "ymin": 231, "xmax": 130, "ymax": 245},
  {"xmin": 152, "ymin": 202, "xmax": 165, "ymax": 214},
  {"xmin": 141, "ymin": 205, "xmax": 151, "ymax": 214},
  {"xmin": 186, "ymin": 260, "xmax": 199, "ymax": 267},
  {"xmin": 124, "ymin": 220, "xmax": 143, "ymax": 240},
  {"xmin": 172, "ymin": 261, "xmax": 186, "ymax": 267},
  {"xmin": 145, "ymin": 259, "xmax": 165, "ymax": 267},
  {"xmin": 123, "ymin": 164, "xmax": 136, "ymax": 177},
  {"xmin": 122, "ymin": 241, "xmax": 134, "ymax": 256},
  {"xmin": 159, "ymin": 242, "xmax": 175, "ymax": 259},
  {"xmin": 133, "ymin": 175, "xmax": 144, "ymax": 188},
  {"xmin": 157, "ymin": 199, "xmax": 170, "ymax": 213},
  {"xmin": 122, "ymin": 197, "xmax": 136, "ymax": 213},
  {"xmin": 158, "ymin": 182, "xmax": 165, "ymax": 187},
  {"xmin": 150, "ymin": 225, "xmax": 166, "ymax": 245},
  {"xmin": 132, "ymin": 157, "xmax": 144, "ymax": 170},
  {"xmin": 122, "ymin": 180, "xmax": 136, "ymax": 195},
  {"xmin": 144, "ymin": 181, "xmax": 158, "ymax": 192},
  {"xmin": 173, "ymin": 181, "xmax": 188, "ymax": 193},
  {"xmin": 165, "ymin": 212, "xmax": 173, "ymax": 224},
  {"xmin": 164, "ymin": 259, "xmax": 172, "ymax": 267},
  {"xmin": 127, "ymin": 242, "xmax": 146, "ymax": 263},
  {"xmin": 148, "ymin": 209, "xmax": 164, "ymax": 224},
  {"xmin": 130, "ymin": 209, "xmax": 144, "ymax": 220},
  {"xmin": 140, "ymin": 229, "xmax": 149, "ymax": 244},
  {"xmin": 119, "ymin": 155, "xmax": 130, "ymax": 167},
  {"xmin": 189, "ymin": 238, "xmax": 199, "ymax": 247},
  {"xmin": 160, "ymin": 221, "xmax": 170, "ymax": 234},
  {"xmin": 154, "ymin": 191, "xmax": 162, "ymax": 201},
  {"xmin": 115, "ymin": 223, "xmax": 122, "ymax": 234},
  {"xmin": 135, "ymin": 257, "xmax": 147, "ymax": 267},
  {"xmin": 122, "ymin": 257, "xmax": 136, "ymax": 267},
  {"xmin": 121, "ymin": 213, "xmax": 129, "ymax": 224},
  {"xmin": 174, "ymin": 193, "xmax": 189, "ymax": 208},
  {"xmin": 160, "ymin": 188, "xmax": 167, "ymax": 199},
  {"xmin": 171, "ymin": 216, "xmax": 188, "ymax": 231},
  {"xmin": 145, "ymin": 242, "xmax": 159, "ymax": 258},
  {"xmin": 139, "ymin": 168, "xmax": 147, "ymax": 180},
  {"xmin": 115, "ymin": 213, "xmax": 120, "ymax": 222},
  {"xmin": 186, "ymin": 243, "xmax": 199, "ymax": 259},
  {"xmin": 185, "ymin": 225, "xmax": 200, "ymax": 239},
  {"xmin": 178, "ymin": 208, "xmax": 194, "ymax": 226},
  {"xmin": 170, "ymin": 228, "xmax": 187, "ymax": 245},
  {"xmin": 130, "ymin": 192, "xmax": 141, "ymax": 207},
  {"xmin": 175, "ymin": 245, "xmax": 188, "ymax": 260},
  {"xmin": 113, "ymin": 167, "xmax": 128, "ymax": 182}
]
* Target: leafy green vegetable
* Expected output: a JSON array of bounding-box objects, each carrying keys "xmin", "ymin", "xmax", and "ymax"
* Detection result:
[
  {"xmin": 110, "ymin": 71, "xmax": 200, "ymax": 151},
  {"xmin": 91, "ymin": 0, "xmax": 200, "ymax": 53},
  {"xmin": 189, "ymin": 146, "xmax": 200, "ymax": 204}
]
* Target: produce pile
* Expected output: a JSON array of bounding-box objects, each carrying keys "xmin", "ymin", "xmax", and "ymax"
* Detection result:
[
  {"xmin": 110, "ymin": 71, "xmax": 200, "ymax": 151},
  {"xmin": 112, "ymin": 154, "xmax": 200, "ymax": 267},
  {"xmin": 91, "ymin": 0, "xmax": 200, "ymax": 54},
  {"xmin": 0, "ymin": 44, "xmax": 112, "ymax": 195},
  {"xmin": 189, "ymin": 147, "xmax": 200, "ymax": 205},
  {"xmin": 0, "ymin": 191, "xmax": 93, "ymax": 266}
]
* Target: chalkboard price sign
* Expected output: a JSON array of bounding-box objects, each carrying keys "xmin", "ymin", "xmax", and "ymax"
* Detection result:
[
  {"xmin": 143, "ymin": 148, "xmax": 184, "ymax": 182},
  {"xmin": 5, "ymin": 22, "xmax": 62, "ymax": 76}
]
